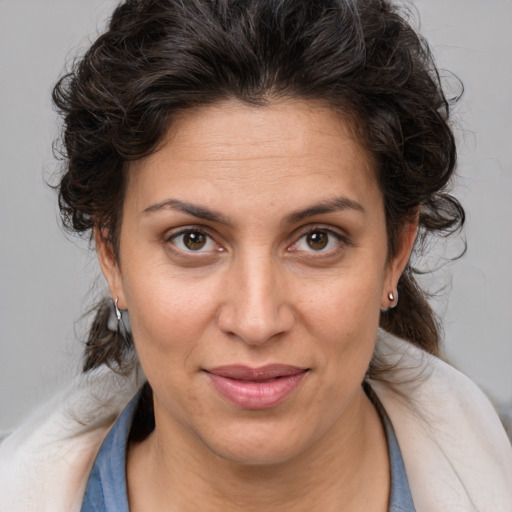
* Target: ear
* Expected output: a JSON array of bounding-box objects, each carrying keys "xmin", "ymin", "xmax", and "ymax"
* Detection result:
[
  {"xmin": 381, "ymin": 212, "xmax": 419, "ymax": 309},
  {"xmin": 94, "ymin": 228, "xmax": 127, "ymax": 309}
]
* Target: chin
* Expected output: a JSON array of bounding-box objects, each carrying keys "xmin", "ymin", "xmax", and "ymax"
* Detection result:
[
  {"xmin": 198, "ymin": 419, "xmax": 319, "ymax": 467},
  {"xmin": 212, "ymin": 441, "xmax": 304, "ymax": 467}
]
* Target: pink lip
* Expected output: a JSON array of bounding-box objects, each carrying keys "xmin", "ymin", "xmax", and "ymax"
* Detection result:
[{"xmin": 205, "ymin": 364, "xmax": 308, "ymax": 410}]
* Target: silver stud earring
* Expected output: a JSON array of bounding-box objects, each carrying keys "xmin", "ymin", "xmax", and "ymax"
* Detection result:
[{"xmin": 388, "ymin": 291, "xmax": 398, "ymax": 308}]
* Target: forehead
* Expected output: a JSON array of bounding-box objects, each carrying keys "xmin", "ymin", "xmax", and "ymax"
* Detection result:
[
  {"xmin": 166, "ymin": 99, "xmax": 363, "ymax": 153},
  {"xmin": 125, "ymin": 99, "xmax": 381, "ymax": 216}
]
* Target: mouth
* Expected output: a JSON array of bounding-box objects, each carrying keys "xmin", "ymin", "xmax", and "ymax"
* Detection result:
[{"xmin": 204, "ymin": 364, "xmax": 309, "ymax": 410}]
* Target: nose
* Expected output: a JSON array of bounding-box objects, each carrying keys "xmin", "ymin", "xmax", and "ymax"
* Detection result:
[{"xmin": 217, "ymin": 252, "xmax": 295, "ymax": 346}]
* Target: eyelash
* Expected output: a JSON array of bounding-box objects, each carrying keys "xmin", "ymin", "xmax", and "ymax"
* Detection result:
[
  {"xmin": 165, "ymin": 227, "xmax": 223, "ymax": 255},
  {"xmin": 164, "ymin": 225, "xmax": 350, "ymax": 257},
  {"xmin": 288, "ymin": 226, "xmax": 350, "ymax": 256}
]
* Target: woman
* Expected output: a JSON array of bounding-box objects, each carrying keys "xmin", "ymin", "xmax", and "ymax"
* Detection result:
[{"xmin": 1, "ymin": 0, "xmax": 511, "ymax": 510}]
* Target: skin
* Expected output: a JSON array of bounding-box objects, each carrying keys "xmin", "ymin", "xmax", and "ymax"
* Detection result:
[{"xmin": 97, "ymin": 99, "xmax": 418, "ymax": 511}]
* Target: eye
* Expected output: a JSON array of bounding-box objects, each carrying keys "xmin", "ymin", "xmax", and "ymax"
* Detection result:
[
  {"xmin": 168, "ymin": 229, "xmax": 218, "ymax": 253},
  {"xmin": 304, "ymin": 231, "xmax": 330, "ymax": 251},
  {"xmin": 291, "ymin": 228, "xmax": 346, "ymax": 253}
]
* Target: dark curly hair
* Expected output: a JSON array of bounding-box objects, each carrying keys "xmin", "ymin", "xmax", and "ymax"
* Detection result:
[{"xmin": 52, "ymin": 0, "xmax": 464, "ymax": 373}]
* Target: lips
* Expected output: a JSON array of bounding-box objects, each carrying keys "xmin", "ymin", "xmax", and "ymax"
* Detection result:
[{"xmin": 205, "ymin": 364, "xmax": 308, "ymax": 410}]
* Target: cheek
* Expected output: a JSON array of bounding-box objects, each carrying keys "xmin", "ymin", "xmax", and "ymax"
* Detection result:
[
  {"xmin": 119, "ymin": 262, "xmax": 218, "ymax": 363},
  {"xmin": 298, "ymin": 264, "xmax": 385, "ymax": 386},
  {"xmin": 302, "ymin": 268, "xmax": 384, "ymax": 340}
]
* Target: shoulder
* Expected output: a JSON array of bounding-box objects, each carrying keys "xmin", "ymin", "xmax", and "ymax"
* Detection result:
[
  {"xmin": 370, "ymin": 330, "xmax": 512, "ymax": 511},
  {"xmin": 0, "ymin": 366, "xmax": 142, "ymax": 512}
]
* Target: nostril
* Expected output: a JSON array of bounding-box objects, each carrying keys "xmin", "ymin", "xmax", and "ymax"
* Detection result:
[
  {"xmin": 217, "ymin": 304, "xmax": 294, "ymax": 346},
  {"xmin": 216, "ymin": 264, "xmax": 294, "ymax": 345}
]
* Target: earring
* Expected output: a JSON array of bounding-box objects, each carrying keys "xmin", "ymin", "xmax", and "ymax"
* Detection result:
[
  {"xmin": 388, "ymin": 291, "xmax": 398, "ymax": 308},
  {"xmin": 114, "ymin": 297, "xmax": 122, "ymax": 323}
]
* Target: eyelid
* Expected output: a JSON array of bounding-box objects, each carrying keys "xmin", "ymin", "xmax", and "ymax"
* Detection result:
[
  {"xmin": 164, "ymin": 226, "xmax": 223, "ymax": 254},
  {"xmin": 162, "ymin": 223, "xmax": 350, "ymax": 257},
  {"xmin": 288, "ymin": 225, "xmax": 351, "ymax": 254}
]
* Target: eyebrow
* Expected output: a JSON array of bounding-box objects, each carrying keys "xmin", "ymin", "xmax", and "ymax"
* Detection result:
[
  {"xmin": 285, "ymin": 196, "xmax": 365, "ymax": 224},
  {"xmin": 142, "ymin": 195, "xmax": 365, "ymax": 225},
  {"xmin": 142, "ymin": 199, "xmax": 229, "ymax": 224}
]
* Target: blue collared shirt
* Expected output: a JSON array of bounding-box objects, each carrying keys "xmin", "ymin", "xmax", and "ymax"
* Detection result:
[{"xmin": 81, "ymin": 392, "xmax": 416, "ymax": 511}]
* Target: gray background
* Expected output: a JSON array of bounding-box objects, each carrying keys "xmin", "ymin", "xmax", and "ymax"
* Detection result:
[{"xmin": 1, "ymin": 0, "xmax": 511, "ymax": 431}]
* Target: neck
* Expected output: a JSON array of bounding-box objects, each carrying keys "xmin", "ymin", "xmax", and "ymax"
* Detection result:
[{"xmin": 127, "ymin": 388, "xmax": 389, "ymax": 512}]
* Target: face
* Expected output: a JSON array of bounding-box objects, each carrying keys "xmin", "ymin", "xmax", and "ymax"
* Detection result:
[{"xmin": 98, "ymin": 99, "xmax": 415, "ymax": 466}]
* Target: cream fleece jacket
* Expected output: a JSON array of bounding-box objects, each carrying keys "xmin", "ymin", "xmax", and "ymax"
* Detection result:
[{"xmin": 1, "ymin": 331, "xmax": 511, "ymax": 512}]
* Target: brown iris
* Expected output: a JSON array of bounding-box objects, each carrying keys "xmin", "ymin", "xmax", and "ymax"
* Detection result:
[
  {"xmin": 183, "ymin": 231, "xmax": 207, "ymax": 250},
  {"xmin": 306, "ymin": 231, "xmax": 329, "ymax": 250}
]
